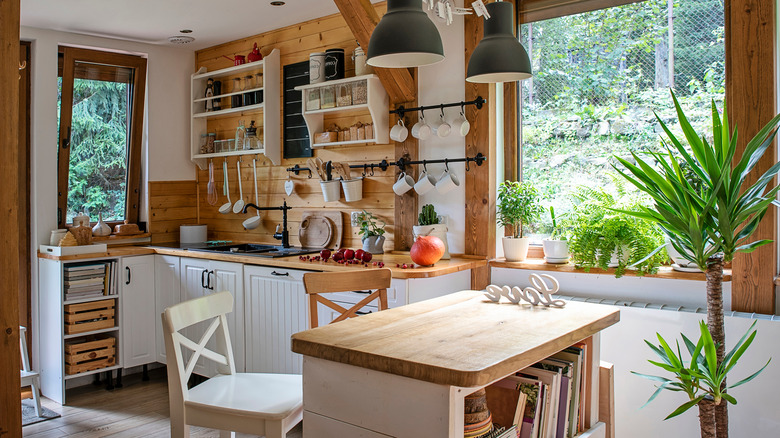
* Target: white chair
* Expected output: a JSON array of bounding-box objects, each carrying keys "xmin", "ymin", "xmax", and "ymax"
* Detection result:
[
  {"xmin": 162, "ymin": 291, "xmax": 302, "ymax": 438},
  {"xmin": 20, "ymin": 326, "xmax": 42, "ymax": 417}
]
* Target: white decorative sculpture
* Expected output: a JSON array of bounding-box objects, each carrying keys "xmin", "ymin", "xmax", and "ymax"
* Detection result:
[{"xmin": 484, "ymin": 273, "xmax": 566, "ymax": 308}]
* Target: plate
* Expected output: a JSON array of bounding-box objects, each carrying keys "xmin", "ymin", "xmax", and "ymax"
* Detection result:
[
  {"xmin": 672, "ymin": 263, "xmax": 703, "ymax": 273},
  {"xmin": 545, "ymin": 257, "xmax": 570, "ymax": 264}
]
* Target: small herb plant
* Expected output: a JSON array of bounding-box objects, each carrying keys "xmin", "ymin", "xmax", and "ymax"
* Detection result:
[
  {"xmin": 565, "ymin": 186, "xmax": 666, "ymax": 277},
  {"xmin": 418, "ymin": 204, "xmax": 440, "ymax": 226},
  {"xmin": 496, "ymin": 181, "xmax": 544, "ymax": 238},
  {"xmin": 548, "ymin": 206, "xmax": 567, "ymax": 240},
  {"xmin": 356, "ymin": 210, "xmax": 385, "ymax": 240}
]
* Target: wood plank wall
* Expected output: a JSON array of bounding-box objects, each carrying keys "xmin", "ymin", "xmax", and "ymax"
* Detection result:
[
  {"xmin": 148, "ymin": 181, "xmax": 198, "ymax": 244},
  {"xmin": 182, "ymin": 3, "xmax": 398, "ymax": 250}
]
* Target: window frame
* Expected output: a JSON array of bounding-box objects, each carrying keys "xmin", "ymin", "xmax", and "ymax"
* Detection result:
[{"xmin": 57, "ymin": 46, "xmax": 147, "ymax": 229}]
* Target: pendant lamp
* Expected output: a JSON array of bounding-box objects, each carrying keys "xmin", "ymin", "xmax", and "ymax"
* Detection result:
[
  {"xmin": 367, "ymin": 0, "xmax": 445, "ymax": 68},
  {"xmin": 466, "ymin": 1, "xmax": 532, "ymax": 83}
]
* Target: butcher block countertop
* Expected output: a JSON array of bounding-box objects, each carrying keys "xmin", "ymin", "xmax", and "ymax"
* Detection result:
[
  {"xmin": 38, "ymin": 245, "xmax": 485, "ymax": 279},
  {"xmin": 291, "ymin": 290, "xmax": 620, "ymax": 387}
]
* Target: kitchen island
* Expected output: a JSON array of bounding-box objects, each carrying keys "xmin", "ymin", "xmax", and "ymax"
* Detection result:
[{"xmin": 292, "ymin": 290, "xmax": 620, "ymax": 437}]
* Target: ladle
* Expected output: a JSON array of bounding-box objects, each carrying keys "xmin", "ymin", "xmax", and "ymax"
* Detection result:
[
  {"xmin": 218, "ymin": 160, "xmax": 232, "ymax": 214},
  {"xmin": 232, "ymin": 160, "xmax": 246, "ymax": 214},
  {"xmin": 243, "ymin": 158, "xmax": 262, "ymax": 230}
]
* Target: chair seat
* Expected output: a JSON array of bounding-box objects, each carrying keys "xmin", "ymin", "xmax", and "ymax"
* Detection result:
[
  {"xmin": 20, "ymin": 370, "xmax": 38, "ymax": 380},
  {"xmin": 186, "ymin": 373, "xmax": 302, "ymax": 421}
]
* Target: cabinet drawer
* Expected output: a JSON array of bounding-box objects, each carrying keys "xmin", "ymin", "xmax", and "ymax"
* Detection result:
[{"xmin": 244, "ymin": 265, "xmax": 308, "ymax": 282}]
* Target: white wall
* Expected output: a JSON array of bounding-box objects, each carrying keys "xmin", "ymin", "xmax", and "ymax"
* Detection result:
[
  {"xmin": 416, "ymin": 3, "xmax": 467, "ymax": 255},
  {"xmin": 22, "ymin": 26, "xmax": 194, "ymax": 366}
]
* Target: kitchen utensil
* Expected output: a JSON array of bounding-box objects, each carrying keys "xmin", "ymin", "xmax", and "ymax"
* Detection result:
[
  {"xmin": 233, "ymin": 160, "xmax": 246, "ymax": 214},
  {"xmin": 452, "ymin": 109, "xmax": 470, "ymax": 137},
  {"xmin": 341, "ymin": 177, "xmax": 363, "ymax": 202},
  {"xmin": 393, "ymin": 172, "xmax": 415, "ymax": 195},
  {"xmin": 308, "ymin": 158, "xmax": 325, "ymax": 181},
  {"xmin": 390, "ymin": 119, "xmax": 408, "ymax": 142},
  {"xmin": 219, "ymin": 160, "xmax": 233, "ymax": 214},
  {"xmin": 301, "ymin": 211, "xmax": 343, "ymax": 249},
  {"xmin": 247, "ymin": 42, "xmax": 263, "ymax": 62},
  {"xmin": 340, "ymin": 162, "xmax": 352, "ymax": 180},
  {"xmin": 436, "ymin": 166, "xmax": 460, "ymax": 194},
  {"xmin": 315, "ymin": 157, "xmax": 329, "ymax": 180},
  {"xmin": 222, "ymin": 54, "xmax": 246, "ymax": 65},
  {"xmin": 414, "ymin": 168, "xmax": 437, "ymax": 195},
  {"xmin": 299, "ymin": 216, "xmax": 333, "ymax": 248},
  {"xmin": 432, "ymin": 114, "xmax": 451, "ymax": 137},
  {"xmin": 207, "ymin": 160, "xmax": 218, "ymax": 206},
  {"xmin": 411, "ymin": 112, "xmax": 432, "ymax": 140},
  {"xmin": 243, "ymin": 158, "xmax": 262, "ymax": 230},
  {"xmin": 320, "ymin": 180, "xmax": 340, "ymax": 202}
]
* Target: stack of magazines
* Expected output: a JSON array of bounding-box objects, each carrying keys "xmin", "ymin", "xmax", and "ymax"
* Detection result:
[{"xmin": 64, "ymin": 262, "xmax": 115, "ymax": 301}]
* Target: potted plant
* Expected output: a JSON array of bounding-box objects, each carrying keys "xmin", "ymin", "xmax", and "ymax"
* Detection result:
[
  {"xmin": 356, "ymin": 210, "xmax": 386, "ymax": 254},
  {"xmin": 542, "ymin": 206, "xmax": 569, "ymax": 263},
  {"xmin": 566, "ymin": 186, "xmax": 666, "ymax": 277},
  {"xmin": 496, "ymin": 180, "xmax": 543, "ymax": 262},
  {"xmin": 614, "ymin": 91, "xmax": 780, "ymax": 437},
  {"xmin": 413, "ymin": 204, "xmax": 449, "ymax": 259}
]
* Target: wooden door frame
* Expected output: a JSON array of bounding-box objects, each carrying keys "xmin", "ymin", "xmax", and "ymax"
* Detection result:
[{"xmin": 20, "ymin": 41, "xmax": 31, "ymax": 355}]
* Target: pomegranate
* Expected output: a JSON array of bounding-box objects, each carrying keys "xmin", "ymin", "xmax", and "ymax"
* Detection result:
[
  {"xmin": 410, "ymin": 235, "xmax": 445, "ymax": 267},
  {"xmin": 344, "ymin": 249, "xmax": 355, "ymax": 260},
  {"xmin": 361, "ymin": 252, "xmax": 372, "ymax": 263},
  {"xmin": 355, "ymin": 249, "xmax": 365, "ymax": 260},
  {"xmin": 332, "ymin": 252, "xmax": 345, "ymax": 262},
  {"xmin": 320, "ymin": 249, "xmax": 331, "ymax": 261}
]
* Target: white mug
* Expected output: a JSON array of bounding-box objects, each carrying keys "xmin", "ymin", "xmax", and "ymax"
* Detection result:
[
  {"xmin": 411, "ymin": 115, "xmax": 432, "ymax": 140},
  {"xmin": 389, "ymin": 119, "xmax": 408, "ymax": 142},
  {"xmin": 452, "ymin": 111, "xmax": 470, "ymax": 137},
  {"xmin": 393, "ymin": 172, "xmax": 415, "ymax": 195},
  {"xmin": 436, "ymin": 168, "xmax": 460, "ymax": 194},
  {"xmin": 432, "ymin": 115, "xmax": 451, "ymax": 138},
  {"xmin": 414, "ymin": 169, "xmax": 437, "ymax": 195}
]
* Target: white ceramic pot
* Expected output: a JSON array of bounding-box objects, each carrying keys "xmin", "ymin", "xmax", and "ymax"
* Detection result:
[
  {"xmin": 413, "ymin": 224, "xmax": 450, "ymax": 259},
  {"xmin": 362, "ymin": 235, "xmax": 385, "ymax": 254},
  {"xmin": 542, "ymin": 239, "xmax": 569, "ymax": 261},
  {"xmin": 502, "ymin": 237, "xmax": 530, "ymax": 262},
  {"xmin": 607, "ymin": 245, "xmax": 630, "ymax": 268},
  {"xmin": 91, "ymin": 213, "xmax": 111, "ymax": 237},
  {"xmin": 666, "ymin": 240, "xmax": 702, "ymax": 271}
]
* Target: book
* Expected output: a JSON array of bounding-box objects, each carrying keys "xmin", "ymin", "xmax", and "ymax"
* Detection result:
[
  {"xmin": 521, "ymin": 366, "xmax": 560, "ymax": 438},
  {"xmin": 516, "ymin": 377, "xmax": 542, "ymax": 438},
  {"xmin": 552, "ymin": 349, "xmax": 583, "ymax": 438},
  {"xmin": 485, "ymin": 377, "xmax": 530, "ymax": 429},
  {"xmin": 539, "ymin": 358, "xmax": 573, "ymax": 438}
]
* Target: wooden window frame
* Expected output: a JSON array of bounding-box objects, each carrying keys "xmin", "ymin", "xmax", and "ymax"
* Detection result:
[{"xmin": 57, "ymin": 47, "xmax": 147, "ymax": 229}]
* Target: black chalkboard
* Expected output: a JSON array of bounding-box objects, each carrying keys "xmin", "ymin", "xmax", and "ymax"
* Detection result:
[{"xmin": 283, "ymin": 61, "xmax": 312, "ymax": 159}]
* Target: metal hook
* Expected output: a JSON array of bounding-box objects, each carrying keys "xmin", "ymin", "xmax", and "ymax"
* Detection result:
[
  {"xmin": 440, "ymin": 105, "xmax": 445, "ymax": 118},
  {"xmin": 460, "ymin": 103, "xmax": 466, "ymax": 117},
  {"xmin": 419, "ymin": 109, "xmax": 425, "ymax": 121},
  {"xmin": 423, "ymin": 160, "xmax": 428, "ymax": 172},
  {"xmin": 465, "ymin": 158, "xmax": 471, "ymax": 171},
  {"xmin": 370, "ymin": 164, "xmax": 375, "ymax": 177},
  {"xmin": 444, "ymin": 158, "xmax": 449, "ymax": 172}
]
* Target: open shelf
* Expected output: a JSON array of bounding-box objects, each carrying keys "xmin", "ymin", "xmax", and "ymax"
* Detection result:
[
  {"xmin": 192, "ymin": 148, "xmax": 267, "ymax": 159},
  {"xmin": 303, "ymin": 103, "xmax": 369, "ymax": 115},
  {"xmin": 64, "ymin": 326, "xmax": 119, "ymax": 340},
  {"xmin": 193, "ymin": 86, "xmax": 263, "ymax": 103},
  {"xmin": 192, "ymin": 60, "xmax": 266, "ymax": 81},
  {"xmin": 64, "ymin": 364, "xmax": 121, "ymax": 380},
  {"xmin": 193, "ymin": 102, "xmax": 264, "ymax": 118},
  {"xmin": 312, "ymin": 138, "xmax": 378, "ymax": 148},
  {"xmin": 64, "ymin": 294, "xmax": 119, "ymax": 305}
]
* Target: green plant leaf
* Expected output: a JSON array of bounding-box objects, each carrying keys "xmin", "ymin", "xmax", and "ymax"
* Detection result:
[
  {"xmin": 665, "ymin": 395, "xmax": 706, "ymax": 420},
  {"xmin": 728, "ymin": 358, "xmax": 771, "ymax": 389}
]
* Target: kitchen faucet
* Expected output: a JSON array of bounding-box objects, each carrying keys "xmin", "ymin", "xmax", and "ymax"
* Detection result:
[{"xmin": 242, "ymin": 201, "xmax": 292, "ymax": 248}]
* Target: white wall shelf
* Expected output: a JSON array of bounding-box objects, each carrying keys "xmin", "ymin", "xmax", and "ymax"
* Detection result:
[
  {"xmin": 294, "ymin": 74, "xmax": 389, "ymax": 147},
  {"xmin": 191, "ymin": 49, "xmax": 280, "ymax": 169},
  {"xmin": 63, "ymin": 326, "xmax": 119, "ymax": 340},
  {"xmin": 63, "ymin": 294, "xmax": 119, "ymax": 306}
]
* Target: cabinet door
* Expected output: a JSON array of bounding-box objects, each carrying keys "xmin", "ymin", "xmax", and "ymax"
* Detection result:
[
  {"xmin": 179, "ymin": 257, "xmax": 214, "ymax": 376},
  {"xmin": 244, "ymin": 266, "xmax": 308, "ymax": 374},
  {"xmin": 154, "ymin": 255, "xmax": 181, "ymax": 364},
  {"xmin": 211, "ymin": 261, "xmax": 244, "ymax": 373},
  {"xmin": 121, "ymin": 255, "xmax": 156, "ymax": 368}
]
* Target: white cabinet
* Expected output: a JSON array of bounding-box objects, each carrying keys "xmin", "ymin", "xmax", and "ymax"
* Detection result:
[
  {"xmin": 154, "ymin": 255, "xmax": 181, "ymax": 364},
  {"xmin": 244, "ymin": 266, "xmax": 308, "ymax": 374},
  {"xmin": 120, "ymin": 255, "xmax": 156, "ymax": 368},
  {"xmin": 179, "ymin": 257, "xmax": 245, "ymax": 376}
]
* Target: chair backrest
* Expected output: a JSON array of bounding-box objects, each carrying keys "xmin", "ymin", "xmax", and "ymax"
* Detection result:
[
  {"xmin": 20, "ymin": 326, "xmax": 31, "ymax": 373},
  {"xmin": 161, "ymin": 291, "xmax": 236, "ymax": 401},
  {"xmin": 303, "ymin": 268, "xmax": 392, "ymax": 328}
]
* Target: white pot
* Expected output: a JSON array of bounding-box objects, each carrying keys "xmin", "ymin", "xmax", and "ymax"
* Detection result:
[
  {"xmin": 413, "ymin": 224, "xmax": 450, "ymax": 259},
  {"xmin": 542, "ymin": 239, "xmax": 569, "ymax": 261},
  {"xmin": 607, "ymin": 245, "xmax": 630, "ymax": 268},
  {"xmin": 666, "ymin": 240, "xmax": 702, "ymax": 271},
  {"xmin": 502, "ymin": 237, "xmax": 530, "ymax": 262}
]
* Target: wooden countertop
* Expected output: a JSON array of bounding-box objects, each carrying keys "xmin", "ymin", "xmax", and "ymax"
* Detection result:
[
  {"xmin": 291, "ymin": 290, "xmax": 620, "ymax": 387},
  {"xmin": 38, "ymin": 246, "xmax": 485, "ymax": 279},
  {"xmin": 490, "ymin": 258, "xmax": 732, "ymax": 282}
]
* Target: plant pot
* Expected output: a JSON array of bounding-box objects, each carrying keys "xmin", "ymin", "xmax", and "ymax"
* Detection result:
[
  {"xmin": 362, "ymin": 235, "xmax": 385, "ymax": 254},
  {"xmin": 666, "ymin": 240, "xmax": 703, "ymax": 272},
  {"xmin": 542, "ymin": 239, "xmax": 569, "ymax": 263},
  {"xmin": 607, "ymin": 245, "xmax": 630, "ymax": 268},
  {"xmin": 412, "ymin": 224, "xmax": 450, "ymax": 259},
  {"xmin": 502, "ymin": 237, "xmax": 530, "ymax": 262}
]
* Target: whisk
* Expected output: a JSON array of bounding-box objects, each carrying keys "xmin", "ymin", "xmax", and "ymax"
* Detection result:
[{"xmin": 207, "ymin": 160, "xmax": 218, "ymax": 206}]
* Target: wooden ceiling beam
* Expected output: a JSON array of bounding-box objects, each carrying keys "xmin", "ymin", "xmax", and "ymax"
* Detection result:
[{"xmin": 333, "ymin": 0, "xmax": 417, "ymax": 103}]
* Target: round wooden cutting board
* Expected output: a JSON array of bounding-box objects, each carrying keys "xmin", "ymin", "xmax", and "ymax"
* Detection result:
[{"xmin": 299, "ymin": 216, "xmax": 333, "ymax": 248}]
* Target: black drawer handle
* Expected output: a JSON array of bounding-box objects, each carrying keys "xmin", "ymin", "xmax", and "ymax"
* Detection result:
[
  {"xmin": 355, "ymin": 310, "xmax": 372, "ymax": 315},
  {"xmin": 271, "ymin": 271, "xmax": 289, "ymax": 277},
  {"xmin": 208, "ymin": 270, "xmax": 214, "ymax": 290},
  {"xmin": 201, "ymin": 269, "xmax": 208, "ymax": 289},
  {"xmin": 125, "ymin": 266, "xmax": 131, "ymax": 285},
  {"xmin": 352, "ymin": 290, "xmax": 372, "ymax": 294}
]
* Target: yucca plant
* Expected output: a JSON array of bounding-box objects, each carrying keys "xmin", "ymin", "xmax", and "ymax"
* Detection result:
[{"xmin": 613, "ymin": 91, "xmax": 780, "ymax": 437}]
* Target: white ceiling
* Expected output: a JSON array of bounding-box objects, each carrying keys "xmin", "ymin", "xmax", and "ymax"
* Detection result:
[{"xmin": 21, "ymin": 0, "xmax": 344, "ymax": 51}]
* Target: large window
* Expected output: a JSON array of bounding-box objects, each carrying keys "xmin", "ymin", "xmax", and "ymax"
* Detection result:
[
  {"xmin": 57, "ymin": 47, "xmax": 147, "ymax": 228},
  {"xmin": 519, "ymin": 0, "xmax": 725, "ymax": 236}
]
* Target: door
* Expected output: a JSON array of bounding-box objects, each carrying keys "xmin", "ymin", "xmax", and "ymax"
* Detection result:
[
  {"xmin": 211, "ymin": 261, "xmax": 244, "ymax": 373},
  {"xmin": 244, "ymin": 266, "xmax": 308, "ymax": 374},
  {"xmin": 154, "ymin": 255, "xmax": 181, "ymax": 364},
  {"xmin": 121, "ymin": 255, "xmax": 156, "ymax": 368},
  {"xmin": 179, "ymin": 257, "xmax": 213, "ymax": 376}
]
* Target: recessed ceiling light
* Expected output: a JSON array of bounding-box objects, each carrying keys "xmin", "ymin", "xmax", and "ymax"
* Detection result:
[
  {"xmin": 270, "ymin": 1, "xmax": 285, "ymax": 5},
  {"xmin": 168, "ymin": 36, "xmax": 195, "ymax": 44},
  {"xmin": 179, "ymin": 29, "xmax": 193, "ymax": 34}
]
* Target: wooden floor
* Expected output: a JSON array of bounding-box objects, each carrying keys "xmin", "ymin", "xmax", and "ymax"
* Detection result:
[{"xmin": 23, "ymin": 369, "xmax": 303, "ymax": 438}]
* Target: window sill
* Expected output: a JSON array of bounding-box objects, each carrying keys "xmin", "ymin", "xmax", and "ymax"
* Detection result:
[{"xmin": 490, "ymin": 258, "xmax": 732, "ymax": 282}]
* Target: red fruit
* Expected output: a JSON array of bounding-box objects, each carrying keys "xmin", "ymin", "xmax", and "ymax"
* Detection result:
[
  {"xmin": 361, "ymin": 252, "xmax": 372, "ymax": 263},
  {"xmin": 320, "ymin": 249, "xmax": 331, "ymax": 260},
  {"xmin": 344, "ymin": 249, "xmax": 355, "ymax": 260},
  {"xmin": 355, "ymin": 249, "xmax": 365, "ymax": 259},
  {"xmin": 338, "ymin": 248, "xmax": 347, "ymax": 254},
  {"xmin": 410, "ymin": 235, "xmax": 445, "ymax": 267},
  {"xmin": 333, "ymin": 252, "xmax": 344, "ymax": 262}
]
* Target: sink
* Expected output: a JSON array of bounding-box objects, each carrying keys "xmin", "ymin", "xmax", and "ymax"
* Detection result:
[{"xmin": 188, "ymin": 244, "xmax": 321, "ymax": 258}]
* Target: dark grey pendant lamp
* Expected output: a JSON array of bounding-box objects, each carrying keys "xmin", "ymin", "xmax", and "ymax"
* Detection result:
[
  {"xmin": 466, "ymin": 1, "xmax": 532, "ymax": 82},
  {"xmin": 367, "ymin": 0, "xmax": 445, "ymax": 68}
]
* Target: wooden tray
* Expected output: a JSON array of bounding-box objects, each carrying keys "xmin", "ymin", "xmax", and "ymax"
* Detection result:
[
  {"xmin": 64, "ymin": 298, "xmax": 116, "ymax": 335},
  {"xmin": 300, "ymin": 211, "xmax": 343, "ymax": 249},
  {"xmin": 65, "ymin": 335, "xmax": 116, "ymax": 375}
]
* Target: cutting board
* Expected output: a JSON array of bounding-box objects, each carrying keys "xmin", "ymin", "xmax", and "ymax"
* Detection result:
[{"xmin": 300, "ymin": 211, "xmax": 343, "ymax": 249}]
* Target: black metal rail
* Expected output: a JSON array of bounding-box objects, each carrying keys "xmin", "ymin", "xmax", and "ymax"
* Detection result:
[
  {"xmin": 287, "ymin": 153, "xmax": 485, "ymax": 179},
  {"xmin": 389, "ymin": 96, "xmax": 486, "ymax": 118}
]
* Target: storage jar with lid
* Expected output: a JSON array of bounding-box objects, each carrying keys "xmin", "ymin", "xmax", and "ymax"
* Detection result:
[
  {"xmin": 351, "ymin": 80, "xmax": 368, "ymax": 105},
  {"xmin": 306, "ymin": 88, "xmax": 321, "ymax": 111},
  {"xmin": 352, "ymin": 46, "xmax": 373, "ymax": 76},
  {"xmin": 337, "ymin": 83, "xmax": 352, "ymax": 107},
  {"xmin": 320, "ymin": 85, "xmax": 336, "ymax": 109},
  {"xmin": 309, "ymin": 52, "xmax": 326, "ymax": 84},
  {"xmin": 324, "ymin": 48, "xmax": 345, "ymax": 80}
]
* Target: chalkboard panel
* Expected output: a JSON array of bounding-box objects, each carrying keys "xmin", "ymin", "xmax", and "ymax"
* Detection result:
[{"xmin": 283, "ymin": 61, "xmax": 311, "ymax": 159}]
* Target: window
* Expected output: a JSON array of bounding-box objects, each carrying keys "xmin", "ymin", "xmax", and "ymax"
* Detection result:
[
  {"xmin": 57, "ymin": 47, "xmax": 147, "ymax": 228},
  {"xmin": 519, "ymin": 0, "xmax": 725, "ymax": 237}
]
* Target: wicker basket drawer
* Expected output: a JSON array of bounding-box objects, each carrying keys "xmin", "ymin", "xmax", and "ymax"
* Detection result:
[
  {"xmin": 64, "ymin": 298, "xmax": 116, "ymax": 335},
  {"xmin": 64, "ymin": 335, "xmax": 116, "ymax": 375}
]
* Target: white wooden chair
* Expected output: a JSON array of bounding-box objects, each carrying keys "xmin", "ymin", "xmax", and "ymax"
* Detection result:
[
  {"xmin": 303, "ymin": 268, "xmax": 391, "ymax": 328},
  {"xmin": 20, "ymin": 326, "xmax": 42, "ymax": 417},
  {"xmin": 162, "ymin": 291, "xmax": 302, "ymax": 438}
]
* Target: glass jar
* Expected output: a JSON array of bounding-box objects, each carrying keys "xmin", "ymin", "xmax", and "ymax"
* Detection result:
[
  {"xmin": 254, "ymin": 74, "xmax": 264, "ymax": 104},
  {"xmin": 337, "ymin": 83, "xmax": 352, "ymax": 107},
  {"xmin": 200, "ymin": 133, "xmax": 209, "ymax": 154},
  {"xmin": 231, "ymin": 77, "xmax": 243, "ymax": 108},
  {"xmin": 351, "ymin": 80, "xmax": 367, "ymax": 105},
  {"xmin": 320, "ymin": 85, "xmax": 335, "ymax": 109},
  {"xmin": 235, "ymin": 120, "xmax": 247, "ymax": 150},
  {"xmin": 245, "ymin": 121, "xmax": 260, "ymax": 149},
  {"xmin": 243, "ymin": 75, "xmax": 255, "ymax": 106},
  {"xmin": 306, "ymin": 89, "xmax": 320, "ymax": 111}
]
